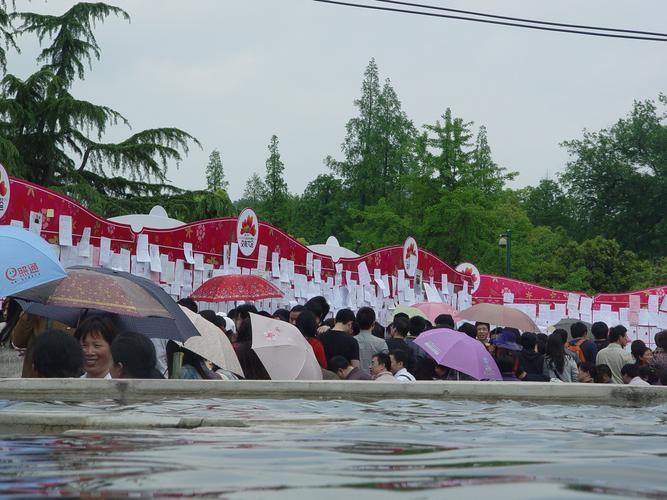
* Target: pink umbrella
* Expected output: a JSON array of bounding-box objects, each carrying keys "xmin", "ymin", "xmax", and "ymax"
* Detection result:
[
  {"xmin": 414, "ymin": 328, "xmax": 502, "ymax": 381},
  {"xmin": 413, "ymin": 303, "xmax": 458, "ymax": 323},
  {"xmin": 457, "ymin": 303, "xmax": 539, "ymax": 332}
]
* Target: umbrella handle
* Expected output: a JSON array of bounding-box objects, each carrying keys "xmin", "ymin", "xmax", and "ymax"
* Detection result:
[{"xmin": 170, "ymin": 352, "xmax": 184, "ymax": 379}]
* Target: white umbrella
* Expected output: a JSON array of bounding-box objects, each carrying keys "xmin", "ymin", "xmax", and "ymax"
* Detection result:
[
  {"xmin": 179, "ymin": 306, "xmax": 244, "ymax": 377},
  {"xmin": 250, "ymin": 313, "xmax": 322, "ymax": 380}
]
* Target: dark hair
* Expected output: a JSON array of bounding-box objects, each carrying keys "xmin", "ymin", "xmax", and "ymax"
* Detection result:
[
  {"xmin": 33, "ymin": 329, "xmax": 83, "ymax": 378},
  {"xmin": 520, "ymin": 331, "xmax": 537, "ymax": 351},
  {"xmin": 258, "ymin": 310, "xmax": 272, "ymax": 318},
  {"xmin": 638, "ymin": 365, "xmax": 658, "ymax": 384},
  {"xmin": 409, "ymin": 316, "xmax": 427, "ymax": 337},
  {"xmin": 496, "ymin": 354, "xmax": 515, "ymax": 374},
  {"xmin": 236, "ymin": 317, "xmax": 253, "ymax": 343},
  {"xmin": 356, "ymin": 307, "xmax": 376, "ymax": 330},
  {"xmin": 570, "ymin": 322, "xmax": 588, "ymax": 339},
  {"xmin": 227, "ymin": 308, "xmax": 237, "ymax": 320},
  {"xmin": 578, "ymin": 361, "xmax": 597, "ymax": 379},
  {"xmin": 591, "ymin": 321, "xmax": 608, "ymax": 340},
  {"xmin": 273, "ymin": 308, "xmax": 290, "ymax": 322},
  {"xmin": 655, "ymin": 330, "xmax": 667, "ymax": 350},
  {"xmin": 621, "ymin": 363, "xmax": 638, "ymax": 379},
  {"xmin": 552, "ymin": 328, "xmax": 568, "ymax": 345},
  {"xmin": 536, "ymin": 333, "xmax": 548, "ymax": 355},
  {"xmin": 504, "ymin": 327, "xmax": 521, "ymax": 343},
  {"xmin": 475, "ymin": 321, "xmax": 490, "ymax": 331},
  {"xmin": 393, "ymin": 312, "xmax": 409, "ymax": 321},
  {"xmin": 392, "ymin": 316, "xmax": 410, "ymax": 337},
  {"xmin": 594, "ymin": 364, "xmax": 612, "ymax": 383},
  {"xmin": 630, "ymin": 340, "xmax": 648, "ymax": 363},
  {"xmin": 75, "ymin": 316, "xmax": 117, "ymax": 346},
  {"xmin": 177, "ymin": 297, "xmax": 198, "ymax": 313},
  {"xmin": 111, "ymin": 332, "xmax": 162, "ymax": 379},
  {"xmin": 351, "ymin": 321, "xmax": 360, "ymax": 336},
  {"xmin": 660, "ymin": 368, "xmax": 667, "ymax": 386},
  {"xmin": 0, "ymin": 298, "xmax": 22, "ymax": 344},
  {"xmin": 457, "ymin": 322, "xmax": 477, "ymax": 339},
  {"xmin": 335, "ymin": 308, "xmax": 355, "ymax": 324},
  {"xmin": 434, "ymin": 314, "xmax": 455, "ymax": 328},
  {"xmin": 322, "ymin": 318, "xmax": 335, "ymax": 328},
  {"xmin": 389, "ymin": 349, "xmax": 409, "ymax": 366},
  {"xmin": 296, "ymin": 310, "xmax": 319, "ymax": 339},
  {"xmin": 304, "ymin": 296, "xmax": 330, "ymax": 322},
  {"xmin": 236, "ymin": 303, "xmax": 258, "ymax": 321},
  {"xmin": 608, "ymin": 325, "xmax": 627, "ymax": 343},
  {"xmin": 373, "ymin": 352, "xmax": 391, "ymax": 371},
  {"xmin": 372, "ymin": 322, "xmax": 385, "ymax": 339},
  {"xmin": 200, "ymin": 310, "xmax": 225, "ymax": 329},
  {"xmin": 546, "ymin": 332, "xmax": 566, "ymax": 374},
  {"xmin": 329, "ymin": 355, "xmax": 350, "ymax": 372}
]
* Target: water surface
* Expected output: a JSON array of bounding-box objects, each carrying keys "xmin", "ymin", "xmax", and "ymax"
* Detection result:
[{"xmin": 0, "ymin": 398, "xmax": 665, "ymax": 498}]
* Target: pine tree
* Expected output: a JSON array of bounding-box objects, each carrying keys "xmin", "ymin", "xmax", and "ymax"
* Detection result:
[
  {"xmin": 205, "ymin": 149, "xmax": 228, "ymax": 191},
  {"xmin": 242, "ymin": 173, "xmax": 267, "ymax": 207},
  {"xmin": 264, "ymin": 135, "xmax": 287, "ymax": 202}
]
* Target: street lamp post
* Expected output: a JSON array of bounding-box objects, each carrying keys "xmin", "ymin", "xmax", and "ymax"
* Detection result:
[{"xmin": 499, "ymin": 230, "xmax": 512, "ymax": 278}]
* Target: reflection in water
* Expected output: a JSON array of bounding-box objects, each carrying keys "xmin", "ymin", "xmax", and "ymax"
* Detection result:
[{"xmin": 0, "ymin": 399, "xmax": 665, "ymax": 498}]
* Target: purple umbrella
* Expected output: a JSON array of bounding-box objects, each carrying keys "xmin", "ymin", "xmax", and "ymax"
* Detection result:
[{"xmin": 414, "ymin": 328, "xmax": 502, "ymax": 381}]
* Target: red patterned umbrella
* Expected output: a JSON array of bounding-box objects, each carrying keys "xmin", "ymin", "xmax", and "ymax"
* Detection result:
[{"xmin": 191, "ymin": 274, "xmax": 284, "ymax": 302}]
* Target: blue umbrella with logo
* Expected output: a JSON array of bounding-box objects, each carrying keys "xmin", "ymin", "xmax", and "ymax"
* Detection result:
[{"xmin": 0, "ymin": 225, "xmax": 66, "ymax": 297}]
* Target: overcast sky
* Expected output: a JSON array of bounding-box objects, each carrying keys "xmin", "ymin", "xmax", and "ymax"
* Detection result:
[{"xmin": 8, "ymin": 0, "xmax": 667, "ymax": 200}]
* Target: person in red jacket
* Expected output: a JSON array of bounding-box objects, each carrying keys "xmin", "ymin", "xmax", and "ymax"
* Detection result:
[{"xmin": 296, "ymin": 310, "xmax": 327, "ymax": 369}]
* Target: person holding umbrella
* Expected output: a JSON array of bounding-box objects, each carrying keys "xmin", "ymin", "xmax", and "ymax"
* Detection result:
[{"xmin": 74, "ymin": 316, "xmax": 118, "ymax": 379}]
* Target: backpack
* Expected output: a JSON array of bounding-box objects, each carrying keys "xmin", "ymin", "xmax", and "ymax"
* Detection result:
[{"xmin": 566, "ymin": 338, "xmax": 587, "ymax": 363}]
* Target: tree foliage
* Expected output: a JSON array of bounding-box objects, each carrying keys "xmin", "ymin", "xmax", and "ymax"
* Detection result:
[{"xmin": 205, "ymin": 149, "xmax": 228, "ymax": 192}]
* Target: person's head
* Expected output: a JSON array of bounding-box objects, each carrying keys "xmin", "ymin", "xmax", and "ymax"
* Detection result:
[
  {"xmin": 393, "ymin": 312, "xmax": 409, "ymax": 322},
  {"xmin": 591, "ymin": 321, "xmax": 609, "ymax": 340},
  {"xmin": 655, "ymin": 330, "xmax": 667, "ymax": 351},
  {"xmin": 536, "ymin": 333, "xmax": 548, "ymax": 355},
  {"xmin": 177, "ymin": 297, "xmax": 198, "ymax": 313},
  {"xmin": 553, "ymin": 328, "xmax": 568, "ymax": 345},
  {"xmin": 594, "ymin": 364, "xmax": 612, "ymax": 384},
  {"xmin": 75, "ymin": 316, "xmax": 117, "ymax": 378},
  {"xmin": 638, "ymin": 365, "xmax": 658, "ymax": 384},
  {"xmin": 295, "ymin": 310, "xmax": 319, "ymax": 339},
  {"xmin": 304, "ymin": 296, "xmax": 330, "ymax": 323},
  {"xmin": 458, "ymin": 322, "xmax": 477, "ymax": 339},
  {"xmin": 235, "ymin": 304, "xmax": 258, "ymax": 330},
  {"xmin": 110, "ymin": 332, "xmax": 162, "ymax": 379},
  {"xmin": 475, "ymin": 322, "xmax": 491, "ymax": 342},
  {"xmin": 609, "ymin": 325, "xmax": 629, "ymax": 347},
  {"xmin": 32, "ymin": 329, "xmax": 83, "ymax": 378},
  {"xmin": 272, "ymin": 308, "xmax": 290, "ymax": 322},
  {"xmin": 236, "ymin": 317, "xmax": 253, "ymax": 343},
  {"xmin": 370, "ymin": 352, "xmax": 391, "ymax": 375},
  {"xmin": 200, "ymin": 310, "xmax": 226, "ymax": 331},
  {"xmin": 289, "ymin": 304, "xmax": 305, "ymax": 325},
  {"xmin": 390, "ymin": 316, "xmax": 410, "ymax": 338},
  {"xmin": 520, "ymin": 331, "xmax": 538, "ymax": 352},
  {"xmin": 630, "ymin": 340, "xmax": 650, "ymax": 364},
  {"xmin": 496, "ymin": 354, "xmax": 515, "ymax": 375},
  {"xmin": 356, "ymin": 307, "xmax": 376, "ymax": 330},
  {"xmin": 389, "ymin": 349, "xmax": 408, "ymax": 374},
  {"xmin": 621, "ymin": 363, "xmax": 638, "ymax": 384},
  {"xmin": 334, "ymin": 308, "xmax": 355, "ymax": 334},
  {"xmin": 546, "ymin": 332, "xmax": 566, "ymax": 373},
  {"xmin": 577, "ymin": 361, "xmax": 597, "ymax": 383},
  {"xmin": 434, "ymin": 314, "xmax": 455, "ymax": 328},
  {"xmin": 570, "ymin": 322, "xmax": 588, "ymax": 339},
  {"xmin": 409, "ymin": 316, "xmax": 427, "ymax": 337},
  {"xmin": 328, "ymin": 355, "xmax": 351, "ymax": 379}
]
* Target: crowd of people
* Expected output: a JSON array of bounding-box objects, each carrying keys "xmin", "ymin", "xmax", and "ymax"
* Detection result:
[{"xmin": 1, "ymin": 295, "xmax": 666, "ymax": 386}]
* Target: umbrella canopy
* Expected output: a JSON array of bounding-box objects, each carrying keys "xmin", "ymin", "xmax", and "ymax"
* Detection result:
[
  {"xmin": 15, "ymin": 266, "xmax": 199, "ymax": 342},
  {"xmin": 414, "ymin": 328, "xmax": 502, "ymax": 381},
  {"xmin": 250, "ymin": 313, "xmax": 322, "ymax": 380},
  {"xmin": 178, "ymin": 306, "xmax": 243, "ymax": 376},
  {"xmin": 0, "ymin": 225, "xmax": 66, "ymax": 297},
  {"xmin": 191, "ymin": 274, "xmax": 283, "ymax": 302},
  {"xmin": 391, "ymin": 304, "xmax": 429, "ymax": 321},
  {"xmin": 457, "ymin": 303, "xmax": 539, "ymax": 332},
  {"xmin": 549, "ymin": 318, "xmax": 594, "ymax": 340},
  {"xmin": 413, "ymin": 303, "xmax": 458, "ymax": 323}
]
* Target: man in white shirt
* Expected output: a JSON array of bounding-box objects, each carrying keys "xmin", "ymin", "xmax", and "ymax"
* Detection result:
[{"xmin": 389, "ymin": 350, "xmax": 415, "ymax": 382}]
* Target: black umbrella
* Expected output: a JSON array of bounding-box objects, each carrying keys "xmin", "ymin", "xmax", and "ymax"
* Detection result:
[{"xmin": 15, "ymin": 266, "xmax": 199, "ymax": 343}]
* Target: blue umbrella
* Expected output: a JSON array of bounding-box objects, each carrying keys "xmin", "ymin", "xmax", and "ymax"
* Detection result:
[{"xmin": 0, "ymin": 225, "xmax": 66, "ymax": 297}]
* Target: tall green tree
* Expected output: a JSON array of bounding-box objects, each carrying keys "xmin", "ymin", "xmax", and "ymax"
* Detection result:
[
  {"xmin": 240, "ymin": 173, "xmax": 267, "ymax": 208},
  {"xmin": 264, "ymin": 134, "xmax": 287, "ymax": 202},
  {"xmin": 205, "ymin": 149, "xmax": 228, "ymax": 191}
]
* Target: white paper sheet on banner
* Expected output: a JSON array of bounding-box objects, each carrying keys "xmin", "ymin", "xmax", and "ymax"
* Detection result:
[
  {"xmin": 462, "ymin": 281, "xmax": 468, "ymax": 295},
  {"xmin": 174, "ymin": 259, "xmax": 185, "ymax": 285},
  {"xmin": 382, "ymin": 275, "xmax": 390, "ymax": 298},
  {"xmin": 503, "ymin": 292, "xmax": 514, "ymax": 304},
  {"xmin": 397, "ymin": 270, "xmax": 406, "ymax": 292},
  {"xmin": 306, "ymin": 253, "xmax": 314, "ymax": 275},
  {"xmin": 629, "ymin": 295, "xmax": 641, "ymax": 326},
  {"xmin": 228, "ymin": 243, "xmax": 238, "ymax": 269},
  {"xmin": 149, "ymin": 245, "xmax": 162, "ymax": 273},
  {"xmin": 619, "ymin": 307, "xmax": 629, "ymax": 327},
  {"xmin": 59, "ymin": 215, "xmax": 73, "ymax": 247},
  {"xmin": 660, "ymin": 296, "xmax": 667, "ymax": 313},
  {"xmin": 257, "ymin": 244, "xmax": 268, "ymax": 272},
  {"xmin": 271, "ymin": 252, "xmax": 280, "ymax": 278},
  {"xmin": 136, "ymin": 234, "xmax": 150, "ymax": 263},
  {"xmin": 77, "ymin": 227, "xmax": 91, "ymax": 258},
  {"xmin": 119, "ymin": 248, "xmax": 131, "ymax": 272},
  {"xmin": 424, "ymin": 283, "xmax": 441, "ymax": 303},
  {"xmin": 357, "ymin": 261, "xmax": 371, "ymax": 286},
  {"xmin": 183, "ymin": 242, "xmax": 195, "ymax": 264},
  {"xmin": 183, "ymin": 269, "xmax": 193, "ymax": 288},
  {"xmin": 580, "ymin": 297, "xmax": 593, "ymax": 322},
  {"xmin": 29, "ymin": 211, "xmax": 43, "ymax": 234},
  {"xmin": 279, "ymin": 258, "xmax": 290, "ymax": 283},
  {"xmin": 567, "ymin": 293, "xmax": 580, "ymax": 316},
  {"xmin": 194, "ymin": 253, "xmax": 205, "ymax": 271},
  {"xmin": 110, "ymin": 251, "xmax": 121, "ymax": 271},
  {"xmin": 404, "ymin": 286, "xmax": 415, "ymax": 304},
  {"xmin": 10, "ymin": 220, "xmax": 23, "ymax": 228},
  {"xmin": 648, "ymin": 295, "xmax": 659, "ymax": 313},
  {"xmin": 99, "ymin": 237, "xmax": 111, "ymax": 267},
  {"xmin": 193, "ymin": 270, "xmax": 203, "ymax": 290},
  {"xmin": 313, "ymin": 259, "xmax": 322, "ymax": 284},
  {"xmin": 440, "ymin": 274, "xmax": 449, "ymax": 296},
  {"xmin": 162, "ymin": 257, "xmax": 174, "ymax": 283}
]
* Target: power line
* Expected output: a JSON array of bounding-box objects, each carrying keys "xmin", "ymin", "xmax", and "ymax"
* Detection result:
[
  {"xmin": 313, "ymin": 0, "xmax": 667, "ymax": 42},
  {"xmin": 372, "ymin": 0, "xmax": 667, "ymax": 38}
]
